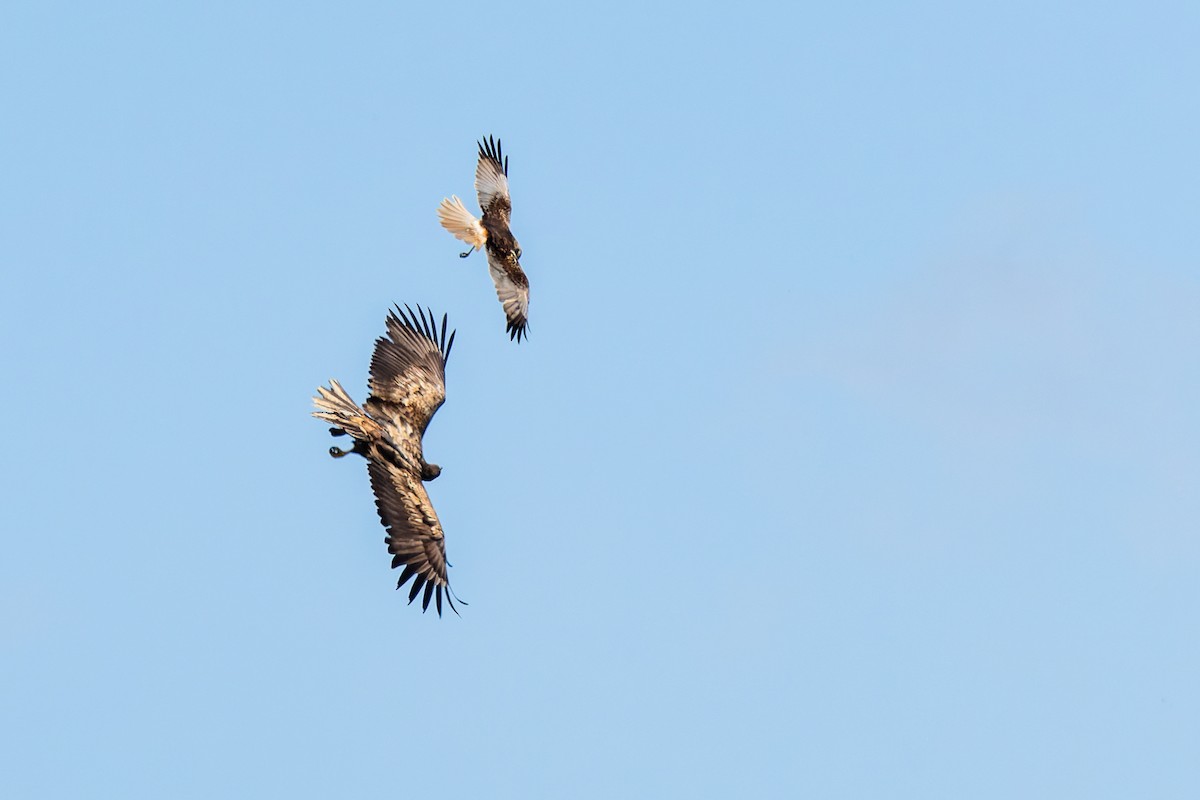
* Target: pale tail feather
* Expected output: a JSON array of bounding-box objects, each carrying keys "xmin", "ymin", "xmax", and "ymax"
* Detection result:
[
  {"xmin": 437, "ymin": 196, "xmax": 486, "ymax": 248},
  {"xmin": 312, "ymin": 379, "xmax": 374, "ymax": 441}
]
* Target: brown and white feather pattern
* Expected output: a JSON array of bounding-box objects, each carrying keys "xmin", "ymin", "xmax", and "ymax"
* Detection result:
[
  {"xmin": 438, "ymin": 135, "xmax": 530, "ymax": 342},
  {"xmin": 485, "ymin": 249, "xmax": 530, "ymax": 342},
  {"xmin": 474, "ymin": 137, "xmax": 511, "ymax": 224},
  {"xmin": 312, "ymin": 305, "xmax": 460, "ymax": 616}
]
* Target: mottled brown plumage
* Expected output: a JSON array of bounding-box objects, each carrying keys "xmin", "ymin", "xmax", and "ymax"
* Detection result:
[
  {"xmin": 312, "ymin": 305, "xmax": 460, "ymax": 616},
  {"xmin": 437, "ymin": 135, "xmax": 530, "ymax": 342}
]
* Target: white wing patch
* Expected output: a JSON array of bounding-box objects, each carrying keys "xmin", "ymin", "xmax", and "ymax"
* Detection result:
[
  {"xmin": 475, "ymin": 155, "xmax": 510, "ymax": 214},
  {"xmin": 437, "ymin": 196, "xmax": 486, "ymax": 248}
]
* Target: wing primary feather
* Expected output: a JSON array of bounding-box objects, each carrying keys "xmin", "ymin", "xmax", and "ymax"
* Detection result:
[
  {"xmin": 403, "ymin": 303, "xmax": 420, "ymax": 340},
  {"xmin": 427, "ymin": 308, "xmax": 436, "ymax": 342},
  {"xmin": 415, "ymin": 305, "xmax": 426, "ymax": 337},
  {"xmin": 422, "ymin": 581, "xmax": 435, "ymax": 612},
  {"xmin": 445, "ymin": 329, "xmax": 456, "ymax": 362},
  {"xmin": 397, "ymin": 306, "xmax": 413, "ymax": 339},
  {"xmin": 440, "ymin": 313, "xmax": 448, "ymax": 353},
  {"xmin": 396, "ymin": 562, "xmax": 419, "ymax": 588},
  {"xmin": 408, "ymin": 575, "xmax": 426, "ymax": 604},
  {"xmin": 421, "ymin": 306, "xmax": 433, "ymax": 340},
  {"xmin": 435, "ymin": 587, "xmax": 443, "ymax": 617}
]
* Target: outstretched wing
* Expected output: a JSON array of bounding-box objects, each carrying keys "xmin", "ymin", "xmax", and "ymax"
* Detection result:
[
  {"xmin": 367, "ymin": 459, "xmax": 456, "ymax": 616},
  {"xmin": 369, "ymin": 305, "xmax": 455, "ymax": 435},
  {"xmin": 367, "ymin": 305, "xmax": 459, "ymax": 615},
  {"xmin": 475, "ymin": 135, "xmax": 511, "ymax": 225},
  {"xmin": 485, "ymin": 249, "xmax": 530, "ymax": 342}
]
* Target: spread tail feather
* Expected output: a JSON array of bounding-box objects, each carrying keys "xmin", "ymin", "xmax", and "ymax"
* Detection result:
[
  {"xmin": 437, "ymin": 196, "xmax": 487, "ymax": 248},
  {"xmin": 312, "ymin": 379, "xmax": 375, "ymax": 442}
]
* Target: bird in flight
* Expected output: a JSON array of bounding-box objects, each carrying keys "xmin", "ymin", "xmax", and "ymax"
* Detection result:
[
  {"xmin": 437, "ymin": 135, "xmax": 530, "ymax": 342},
  {"xmin": 312, "ymin": 305, "xmax": 462, "ymax": 616}
]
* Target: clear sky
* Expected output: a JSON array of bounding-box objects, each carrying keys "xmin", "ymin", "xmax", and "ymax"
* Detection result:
[{"xmin": 2, "ymin": 2, "xmax": 1198, "ymax": 797}]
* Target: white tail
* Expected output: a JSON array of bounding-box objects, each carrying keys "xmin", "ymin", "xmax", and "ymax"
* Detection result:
[
  {"xmin": 437, "ymin": 195, "xmax": 487, "ymax": 248},
  {"xmin": 312, "ymin": 380, "xmax": 374, "ymax": 441}
]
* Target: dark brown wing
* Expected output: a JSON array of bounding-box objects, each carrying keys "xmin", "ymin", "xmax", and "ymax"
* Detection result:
[
  {"xmin": 368, "ymin": 305, "xmax": 455, "ymax": 435},
  {"xmin": 475, "ymin": 135, "xmax": 512, "ymax": 227},
  {"xmin": 366, "ymin": 305, "xmax": 459, "ymax": 616},
  {"xmin": 367, "ymin": 459, "xmax": 456, "ymax": 616}
]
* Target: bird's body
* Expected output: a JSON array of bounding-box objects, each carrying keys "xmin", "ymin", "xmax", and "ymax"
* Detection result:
[
  {"xmin": 437, "ymin": 135, "xmax": 530, "ymax": 342},
  {"xmin": 312, "ymin": 305, "xmax": 459, "ymax": 616}
]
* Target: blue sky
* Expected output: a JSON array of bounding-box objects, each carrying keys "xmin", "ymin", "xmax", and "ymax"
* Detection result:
[{"xmin": 2, "ymin": 2, "xmax": 1198, "ymax": 797}]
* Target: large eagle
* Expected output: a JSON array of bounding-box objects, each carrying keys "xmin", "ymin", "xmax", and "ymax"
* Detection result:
[
  {"xmin": 437, "ymin": 135, "xmax": 530, "ymax": 342},
  {"xmin": 312, "ymin": 305, "xmax": 461, "ymax": 616}
]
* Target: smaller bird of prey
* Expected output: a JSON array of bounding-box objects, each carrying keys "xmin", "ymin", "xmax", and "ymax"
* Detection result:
[
  {"xmin": 312, "ymin": 305, "xmax": 460, "ymax": 616},
  {"xmin": 437, "ymin": 135, "xmax": 530, "ymax": 342}
]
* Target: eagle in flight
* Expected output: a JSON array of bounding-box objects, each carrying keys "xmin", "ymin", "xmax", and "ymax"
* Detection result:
[
  {"xmin": 312, "ymin": 305, "xmax": 461, "ymax": 616},
  {"xmin": 437, "ymin": 135, "xmax": 530, "ymax": 342}
]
